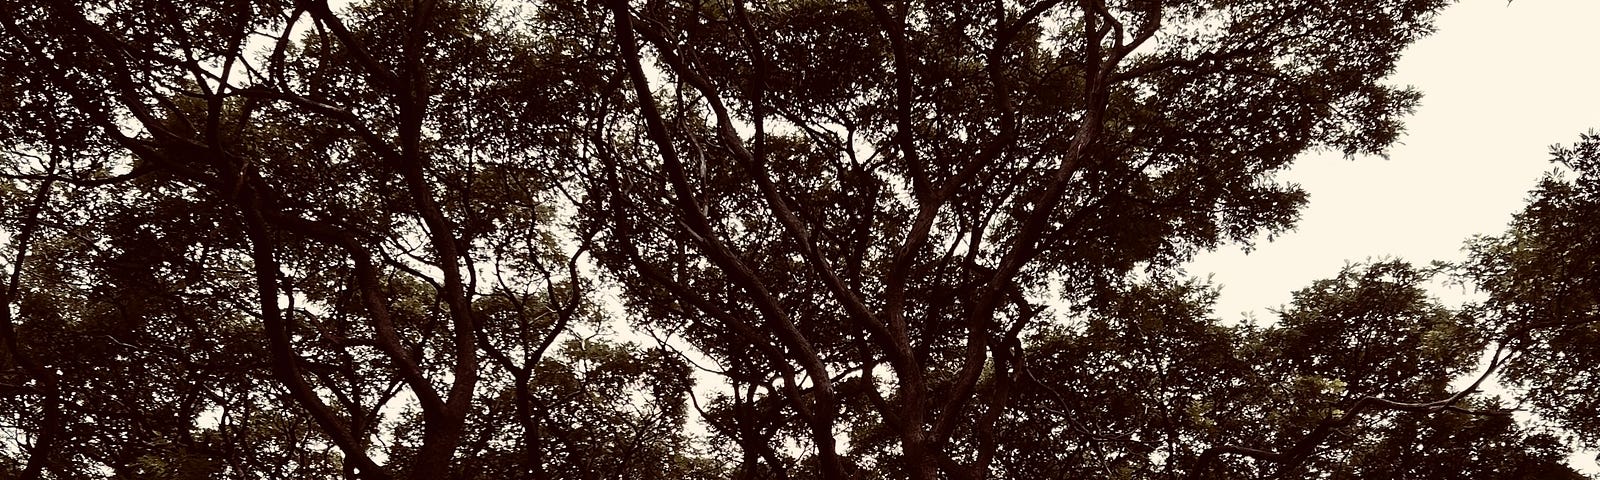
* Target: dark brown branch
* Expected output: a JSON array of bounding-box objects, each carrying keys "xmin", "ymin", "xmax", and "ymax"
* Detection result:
[
  {"xmin": 240, "ymin": 199, "xmax": 393, "ymax": 480},
  {"xmin": 0, "ymin": 164, "xmax": 64, "ymax": 478},
  {"xmin": 297, "ymin": 0, "xmax": 401, "ymax": 89}
]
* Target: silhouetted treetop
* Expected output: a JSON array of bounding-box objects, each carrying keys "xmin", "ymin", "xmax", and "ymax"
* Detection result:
[{"xmin": 1, "ymin": 0, "xmax": 1593, "ymax": 479}]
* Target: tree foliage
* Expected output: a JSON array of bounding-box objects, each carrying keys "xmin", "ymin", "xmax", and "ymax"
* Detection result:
[
  {"xmin": 0, "ymin": 0, "xmax": 1593, "ymax": 479},
  {"xmin": 1465, "ymin": 132, "xmax": 1600, "ymax": 451}
]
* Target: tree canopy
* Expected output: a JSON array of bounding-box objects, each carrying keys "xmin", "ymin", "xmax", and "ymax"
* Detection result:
[{"xmin": 0, "ymin": 0, "xmax": 1594, "ymax": 479}]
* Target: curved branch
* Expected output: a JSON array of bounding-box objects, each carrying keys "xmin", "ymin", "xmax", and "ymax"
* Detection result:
[{"xmin": 1187, "ymin": 341, "xmax": 1516, "ymax": 480}]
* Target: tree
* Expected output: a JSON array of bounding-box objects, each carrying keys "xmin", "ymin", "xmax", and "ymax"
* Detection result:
[
  {"xmin": 1465, "ymin": 131, "xmax": 1600, "ymax": 451},
  {"xmin": 0, "ymin": 0, "xmax": 1594, "ymax": 479},
  {"xmin": 0, "ymin": 0, "xmax": 700, "ymax": 478},
  {"xmin": 983, "ymin": 265, "xmax": 1579, "ymax": 479},
  {"xmin": 580, "ymin": 0, "xmax": 1456, "ymax": 478}
]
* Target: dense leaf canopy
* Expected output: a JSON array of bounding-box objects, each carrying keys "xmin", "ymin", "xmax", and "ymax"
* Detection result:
[{"xmin": 0, "ymin": 0, "xmax": 1594, "ymax": 479}]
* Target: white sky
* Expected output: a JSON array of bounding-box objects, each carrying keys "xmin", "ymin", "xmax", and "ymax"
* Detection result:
[{"xmin": 1187, "ymin": 0, "xmax": 1600, "ymax": 320}]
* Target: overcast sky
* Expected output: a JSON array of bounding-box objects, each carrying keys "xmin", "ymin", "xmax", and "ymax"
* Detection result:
[{"xmin": 1187, "ymin": 0, "xmax": 1600, "ymax": 321}]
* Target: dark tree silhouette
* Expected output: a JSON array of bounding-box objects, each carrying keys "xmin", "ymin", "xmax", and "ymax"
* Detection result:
[{"xmin": 0, "ymin": 0, "xmax": 1592, "ymax": 479}]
